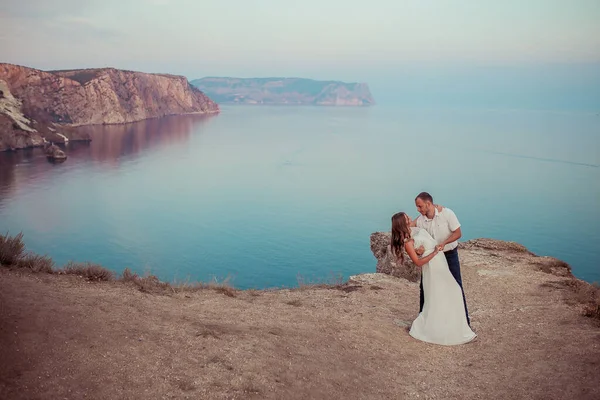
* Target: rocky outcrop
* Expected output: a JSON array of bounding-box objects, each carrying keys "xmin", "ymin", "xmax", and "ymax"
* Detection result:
[
  {"xmin": 191, "ymin": 77, "xmax": 375, "ymax": 106},
  {"xmin": 45, "ymin": 143, "xmax": 67, "ymax": 163},
  {"xmin": 369, "ymin": 233, "xmax": 575, "ymax": 282},
  {"xmin": 0, "ymin": 63, "xmax": 219, "ymax": 151},
  {"xmin": 370, "ymin": 232, "xmax": 421, "ymax": 282}
]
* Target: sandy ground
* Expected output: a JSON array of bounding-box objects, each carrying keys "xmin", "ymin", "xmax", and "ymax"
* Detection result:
[{"xmin": 1, "ymin": 244, "xmax": 599, "ymax": 400}]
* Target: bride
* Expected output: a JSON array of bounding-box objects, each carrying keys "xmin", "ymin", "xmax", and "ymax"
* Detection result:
[{"xmin": 391, "ymin": 212, "xmax": 476, "ymax": 345}]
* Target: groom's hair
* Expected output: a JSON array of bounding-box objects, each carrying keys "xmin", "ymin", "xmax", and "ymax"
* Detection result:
[{"xmin": 415, "ymin": 192, "xmax": 433, "ymax": 203}]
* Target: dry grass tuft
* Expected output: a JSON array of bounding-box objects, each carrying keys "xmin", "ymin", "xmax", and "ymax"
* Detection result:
[
  {"xmin": 212, "ymin": 285, "xmax": 237, "ymax": 298},
  {"xmin": 61, "ymin": 262, "xmax": 116, "ymax": 282},
  {"xmin": 533, "ymin": 257, "xmax": 573, "ymax": 277},
  {"xmin": 285, "ymin": 299, "xmax": 302, "ymax": 307},
  {"xmin": 295, "ymin": 272, "xmax": 346, "ymax": 290},
  {"xmin": 543, "ymin": 279, "xmax": 600, "ymax": 321},
  {"xmin": 132, "ymin": 274, "xmax": 172, "ymax": 294},
  {"xmin": 336, "ymin": 284, "xmax": 362, "ymax": 293},
  {"xmin": 0, "ymin": 232, "xmax": 25, "ymax": 265},
  {"xmin": 121, "ymin": 267, "xmax": 139, "ymax": 282},
  {"xmin": 120, "ymin": 269, "xmax": 238, "ymax": 297},
  {"xmin": 17, "ymin": 253, "xmax": 54, "ymax": 273},
  {"xmin": 583, "ymin": 303, "xmax": 600, "ymax": 320},
  {"xmin": 119, "ymin": 268, "xmax": 176, "ymax": 294}
]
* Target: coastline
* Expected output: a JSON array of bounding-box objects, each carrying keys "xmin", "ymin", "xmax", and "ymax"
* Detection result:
[{"xmin": 0, "ymin": 111, "xmax": 221, "ymax": 152}]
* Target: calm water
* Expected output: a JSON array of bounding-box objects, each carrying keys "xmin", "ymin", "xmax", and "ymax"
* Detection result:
[{"xmin": 1, "ymin": 106, "xmax": 599, "ymax": 288}]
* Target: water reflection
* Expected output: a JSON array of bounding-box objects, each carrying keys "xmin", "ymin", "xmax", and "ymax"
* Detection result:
[
  {"xmin": 0, "ymin": 114, "xmax": 216, "ymax": 203},
  {"xmin": 68, "ymin": 114, "xmax": 215, "ymax": 165}
]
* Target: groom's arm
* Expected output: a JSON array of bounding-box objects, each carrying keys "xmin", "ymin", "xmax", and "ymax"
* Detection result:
[
  {"xmin": 438, "ymin": 227, "xmax": 462, "ymax": 251},
  {"xmin": 437, "ymin": 209, "xmax": 462, "ymax": 251}
]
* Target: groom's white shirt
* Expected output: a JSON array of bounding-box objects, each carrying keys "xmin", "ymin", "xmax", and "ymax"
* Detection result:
[{"xmin": 416, "ymin": 207, "xmax": 461, "ymax": 252}]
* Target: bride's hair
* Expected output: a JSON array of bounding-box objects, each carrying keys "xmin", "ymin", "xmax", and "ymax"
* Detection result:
[{"xmin": 391, "ymin": 212, "xmax": 412, "ymax": 263}]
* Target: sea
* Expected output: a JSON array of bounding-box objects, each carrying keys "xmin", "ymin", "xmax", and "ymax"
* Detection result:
[{"xmin": 0, "ymin": 105, "xmax": 598, "ymax": 288}]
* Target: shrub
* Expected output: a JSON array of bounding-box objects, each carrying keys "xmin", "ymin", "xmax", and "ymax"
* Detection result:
[
  {"xmin": 121, "ymin": 267, "xmax": 139, "ymax": 282},
  {"xmin": 17, "ymin": 253, "xmax": 54, "ymax": 273},
  {"xmin": 61, "ymin": 261, "xmax": 115, "ymax": 281},
  {"xmin": 0, "ymin": 232, "xmax": 25, "ymax": 265}
]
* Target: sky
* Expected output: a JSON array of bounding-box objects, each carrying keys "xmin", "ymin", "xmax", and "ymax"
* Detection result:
[{"xmin": 1, "ymin": 0, "xmax": 599, "ymax": 109}]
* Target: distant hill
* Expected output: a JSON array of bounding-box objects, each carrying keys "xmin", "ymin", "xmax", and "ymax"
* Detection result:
[{"xmin": 190, "ymin": 77, "xmax": 375, "ymax": 106}]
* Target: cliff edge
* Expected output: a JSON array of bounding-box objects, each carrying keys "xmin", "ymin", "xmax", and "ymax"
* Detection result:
[
  {"xmin": 0, "ymin": 235, "xmax": 598, "ymax": 399},
  {"xmin": 0, "ymin": 64, "xmax": 219, "ymax": 151}
]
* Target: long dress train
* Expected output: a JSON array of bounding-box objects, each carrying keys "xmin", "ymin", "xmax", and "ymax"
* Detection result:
[{"xmin": 408, "ymin": 227, "xmax": 476, "ymax": 345}]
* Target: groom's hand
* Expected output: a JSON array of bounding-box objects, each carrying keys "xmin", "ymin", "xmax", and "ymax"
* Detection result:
[{"xmin": 437, "ymin": 244, "xmax": 444, "ymax": 252}]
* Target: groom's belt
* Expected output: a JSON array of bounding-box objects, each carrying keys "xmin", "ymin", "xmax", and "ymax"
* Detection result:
[{"xmin": 443, "ymin": 247, "xmax": 458, "ymax": 254}]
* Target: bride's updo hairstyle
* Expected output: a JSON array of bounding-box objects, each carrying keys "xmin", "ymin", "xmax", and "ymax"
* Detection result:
[{"xmin": 391, "ymin": 212, "xmax": 412, "ymax": 263}]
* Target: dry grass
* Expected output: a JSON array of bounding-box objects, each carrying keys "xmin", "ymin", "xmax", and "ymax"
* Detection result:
[
  {"xmin": 17, "ymin": 253, "xmax": 55, "ymax": 273},
  {"xmin": 119, "ymin": 268, "xmax": 238, "ymax": 297},
  {"xmin": 0, "ymin": 232, "xmax": 25, "ymax": 265},
  {"xmin": 576, "ymin": 281, "xmax": 600, "ymax": 321},
  {"xmin": 542, "ymin": 279, "xmax": 600, "ymax": 322},
  {"xmin": 295, "ymin": 272, "xmax": 345, "ymax": 290},
  {"xmin": 533, "ymin": 257, "xmax": 573, "ymax": 277},
  {"xmin": 61, "ymin": 262, "xmax": 116, "ymax": 282},
  {"xmin": 285, "ymin": 299, "xmax": 302, "ymax": 307},
  {"xmin": 120, "ymin": 268, "xmax": 172, "ymax": 294},
  {"xmin": 212, "ymin": 285, "xmax": 237, "ymax": 297},
  {"xmin": 173, "ymin": 275, "xmax": 238, "ymax": 297},
  {"xmin": 121, "ymin": 267, "xmax": 138, "ymax": 282}
]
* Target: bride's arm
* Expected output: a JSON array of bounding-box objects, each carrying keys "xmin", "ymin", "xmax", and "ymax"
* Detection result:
[
  {"xmin": 405, "ymin": 240, "xmax": 439, "ymax": 267},
  {"xmin": 435, "ymin": 204, "xmax": 444, "ymax": 212}
]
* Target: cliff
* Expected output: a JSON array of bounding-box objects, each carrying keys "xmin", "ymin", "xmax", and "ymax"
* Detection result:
[
  {"xmin": 191, "ymin": 77, "xmax": 375, "ymax": 106},
  {"xmin": 0, "ymin": 63, "xmax": 219, "ymax": 151},
  {"xmin": 0, "ymin": 232, "xmax": 598, "ymax": 399}
]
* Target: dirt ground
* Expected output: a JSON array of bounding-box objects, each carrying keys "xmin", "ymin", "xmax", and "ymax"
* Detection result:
[{"xmin": 1, "ymin": 244, "xmax": 599, "ymax": 400}]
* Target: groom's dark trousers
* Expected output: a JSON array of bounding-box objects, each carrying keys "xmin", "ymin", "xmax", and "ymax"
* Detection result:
[{"xmin": 419, "ymin": 248, "xmax": 471, "ymax": 326}]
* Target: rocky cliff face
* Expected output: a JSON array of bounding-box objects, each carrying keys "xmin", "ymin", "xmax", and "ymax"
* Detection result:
[
  {"xmin": 191, "ymin": 77, "xmax": 375, "ymax": 106},
  {"xmin": 0, "ymin": 63, "xmax": 219, "ymax": 151}
]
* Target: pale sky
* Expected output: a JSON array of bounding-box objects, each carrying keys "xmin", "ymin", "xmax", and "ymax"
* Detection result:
[{"xmin": 1, "ymin": 0, "xmax": 599, "ymax": 108}]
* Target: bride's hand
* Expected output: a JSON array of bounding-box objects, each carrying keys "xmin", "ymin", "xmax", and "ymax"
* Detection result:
[{"xmin": 435, "ymin": 204, "xmax": 444, "ymax": 212}]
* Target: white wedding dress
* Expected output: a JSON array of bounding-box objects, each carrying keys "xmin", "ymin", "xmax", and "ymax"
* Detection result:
[{"xmin": 408, "ymin": 227, "xmax": 477, "ymax": 345}]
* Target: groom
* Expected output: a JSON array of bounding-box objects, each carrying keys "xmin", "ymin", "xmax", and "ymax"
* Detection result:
[{"xmin": 411, "ymin": 192, "xmax": 471, "ymax": 326}]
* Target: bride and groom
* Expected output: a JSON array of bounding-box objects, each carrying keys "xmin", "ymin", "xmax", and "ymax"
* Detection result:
[{"xmin": 391, "ymin": 192, "xmax": 476, "ymax": 346}]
